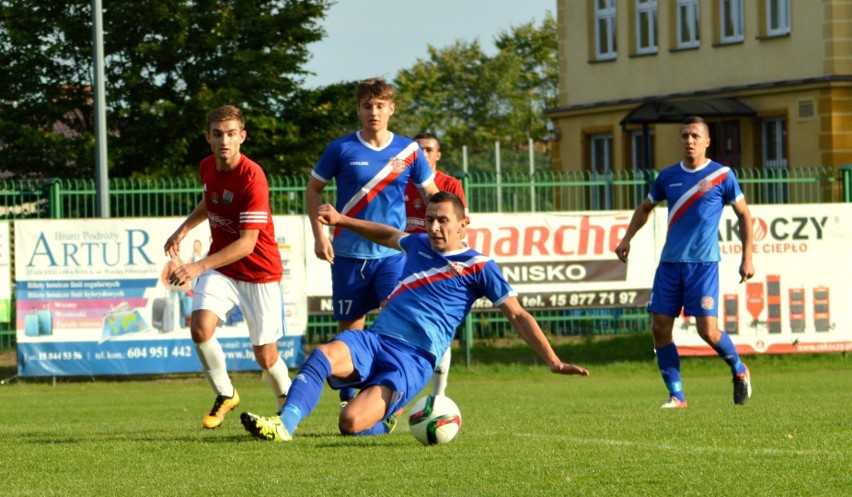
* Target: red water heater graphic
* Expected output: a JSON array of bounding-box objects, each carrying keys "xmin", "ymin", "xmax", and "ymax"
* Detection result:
[{"xmin": 746, "ymin": 282, "xmax": 765, "ymax": 327}]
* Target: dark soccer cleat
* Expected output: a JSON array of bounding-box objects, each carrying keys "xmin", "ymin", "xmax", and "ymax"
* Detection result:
[{"xmin": 733, "ymin": 365, "xmax": 752, "ymax": 405}]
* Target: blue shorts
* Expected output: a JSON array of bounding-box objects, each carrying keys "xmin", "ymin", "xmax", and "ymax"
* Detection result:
[
  {"xmin": 330, "ymin": 253, "xmax": 405, "ymax": 321},
  {"xmin": 648, "ymin": 262, "xmax": 719, "ymax": 317},
  {"xmin": 329, "ymin": 330, "xmax": 433, "ymax": 416}
]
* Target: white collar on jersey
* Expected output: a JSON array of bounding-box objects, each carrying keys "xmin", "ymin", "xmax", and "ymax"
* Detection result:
[
  {"xmin": 356, "ymin": 130, "xmax": 394, "ymax": 151},
  {"xmin": 679, "ymin": 159, "xmax": 711, "ymax": 173}
]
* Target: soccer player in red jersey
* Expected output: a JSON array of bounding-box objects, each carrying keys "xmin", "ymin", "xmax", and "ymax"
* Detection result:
[{"xmin": 165, "ymin": 105, "xmax": 291, "ymax": 429}]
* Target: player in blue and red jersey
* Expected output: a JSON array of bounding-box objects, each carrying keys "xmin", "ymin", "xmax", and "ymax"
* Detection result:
[
  {"xmin": 240, "ymin": 192, "xmax": 589, "ymax": 442},
  {"xmin": 306, "ymin": 78, "xmax": 438, "ymax": 407},
  {"xmin": 615, "ymin": 116, "xmax": 755, "ymax": 408},
  {"xmin": 165, "ymin": 106, "xmax": 291, "ymax": 429}
]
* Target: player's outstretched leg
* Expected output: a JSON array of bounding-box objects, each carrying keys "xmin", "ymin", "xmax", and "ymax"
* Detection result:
[{"xmin": 242, "ymin": 349, "xmax": 332, "ymax": 441}]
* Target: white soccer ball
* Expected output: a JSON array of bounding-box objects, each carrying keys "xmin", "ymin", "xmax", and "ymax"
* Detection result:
[{"xmin": 407, "ymin": 394, "xmax": 462, "ymax": 445}]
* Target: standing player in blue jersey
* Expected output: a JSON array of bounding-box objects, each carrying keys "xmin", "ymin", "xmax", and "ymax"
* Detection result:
[
  {"xmin": 615, "ymin": 116, "xmax": 755, "ymax": 408},
  {"xmin": 306, "ymin": 78, "xmax": 439, "ymax": 408},
  {"xmin": 240, "ymin": 192, "xmax": 590, "ymax": 441}
]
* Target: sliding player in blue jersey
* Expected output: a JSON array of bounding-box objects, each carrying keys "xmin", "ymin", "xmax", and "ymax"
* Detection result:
[
  {"xmin": 241, "ymin": 192, "xmax": 589, "ymax": 441},
  {"xmin": 305, "ymin": 78, "xmax": 439, "ymax": 408},
  {"xmin": 615, "ymin": 116, "xmax": 755, "ymax": 408}
]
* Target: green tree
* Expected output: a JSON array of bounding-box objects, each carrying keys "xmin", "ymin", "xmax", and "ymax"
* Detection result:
[
  {"xmin": 392, "ymin": 12, "xmax": 557, "ymax": 173},
  {"xmin": 0, "ymin": 0, "xmax": 330, "ymax": 178}
]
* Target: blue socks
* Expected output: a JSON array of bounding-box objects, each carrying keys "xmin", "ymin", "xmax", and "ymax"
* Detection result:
[
  {"xmin": 656, "ymin": 343, "xmax": 685, "ymax": 402},
  {"xmin": 712, "ymin": 332, "xmax": 746, "ymax": 375},
  {"xmin": 279, "ymin": 349, "xmax": 332, "ymax": 436}
]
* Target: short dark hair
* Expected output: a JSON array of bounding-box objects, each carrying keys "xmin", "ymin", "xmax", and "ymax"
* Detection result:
[
  {"xmin": 206, "ymin": 105, "xmax": 245, "ymax": 132},
  {"xmin": 356, "ymin": 77, "xmax": 394, "ymax": 103},
  {"xmin": 682, "ymin": 115, "xmax": 705, "ymax": 125},
  {"xmin": 413, "ymin": 132, "xmax": 441, "ymax": 150},
  {"xmin": 428, "ymin": 191, "xmax": 465, "ymax": 220}
]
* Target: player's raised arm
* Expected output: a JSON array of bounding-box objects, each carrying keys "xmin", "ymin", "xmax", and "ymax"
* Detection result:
[
  {"xmin": 317, "ymin": 204, "xmax": 405, "ymax": 251},
  {"xmin": 498, "ymin": 297, "xmax": 589, "ymax": 377}
]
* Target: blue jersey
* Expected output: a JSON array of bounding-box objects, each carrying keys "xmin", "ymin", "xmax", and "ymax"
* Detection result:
[
  {"xmin": 371, "ymin": 234, "xmax": 516, "ymax": 364},
  {"xmin": 312, "ymin": 132, "xmax": 434, "ymax": 259},
  {"xmin": 649, "ymin": 160, "xmax": 744, "ymax": 263}
]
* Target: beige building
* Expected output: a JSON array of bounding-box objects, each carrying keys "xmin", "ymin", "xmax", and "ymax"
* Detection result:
[{"xmin": 546, "ymin": 0, "xmax": 852, "ymax": 180}]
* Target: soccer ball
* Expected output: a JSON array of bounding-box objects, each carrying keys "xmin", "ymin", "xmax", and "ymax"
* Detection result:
[{"xmin": 407, "ymin": 394, "xmax": 462, "ymax": 445}]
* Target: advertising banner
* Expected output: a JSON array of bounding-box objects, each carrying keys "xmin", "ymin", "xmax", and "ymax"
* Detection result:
[
  {"xmin": 305, "ymin": 211, "xmax": 657, "ymax": 314},
  {"xmin": 664, "ymin": 203, "xmax": 852, "ymax": 355},
  {"xmin": 15, "ymin": 217, "xmax": 307, "ymax": 377}
]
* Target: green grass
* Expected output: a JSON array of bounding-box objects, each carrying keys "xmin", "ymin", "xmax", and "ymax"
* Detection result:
[{"xmin": 1, "ymin": 334, "xmax": 850, "ymax": 497}]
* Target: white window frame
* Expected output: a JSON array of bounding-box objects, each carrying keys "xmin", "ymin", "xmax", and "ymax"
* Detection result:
[
  {"xmin": 766, "ymin": 0, "xmax": 791, "ymax": 36},
  {"xmin": 720, "ymin": 0, "xmax": 744, "ymax": 43},
  {"xmin": 595, "ymin": 0, "xmax": 617, "ymax": 60},
  {"xmin": 635, "ymin": 0, "xmax": 658, "ymax": 54},
  {"xmin": 676, "ymin": 0, "xmax": 700, "ymax": 49}
]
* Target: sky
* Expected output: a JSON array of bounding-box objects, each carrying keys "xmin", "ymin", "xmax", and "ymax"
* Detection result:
[{"xmin": 303, "ymin": 0, "xmax": 556, "ymax": 88}]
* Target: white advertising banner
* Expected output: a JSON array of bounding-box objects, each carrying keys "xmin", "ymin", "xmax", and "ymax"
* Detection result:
[
  {"xmin": 15, "ymin": 216, "xmax": 307, "ymax": 377},
  {"xmin": 304, "ymin": 211, "xmax": 658, "ymax": 313},
  {"xmin": 662, "ymin": 203, "xmax": 852, "ymax": 355}
]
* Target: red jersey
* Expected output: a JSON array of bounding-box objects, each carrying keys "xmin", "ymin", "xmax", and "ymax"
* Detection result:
[
  {"xmin": 404, "ymin": 170, "xmax": 467, "ymax": 233},
  {"xmin": 200, "ymin": 154, "xmax": 282, "ymax": 283}
]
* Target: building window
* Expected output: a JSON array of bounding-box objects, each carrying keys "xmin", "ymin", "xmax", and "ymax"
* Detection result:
[
  {"xmin": 720, "ymin": 0, "xmax": 744, "ymax": 43},
  {"xmin": 635, "ymin": 0, "xmax": 658, "ymax": 54},
  {"xmin": 590, "ymin": 133, "xmax": 613, "ymax": 173},
  {"xmin": 766, "ymin": 0, "xmax": 790, "ymax": 36},
  {"xmin": 589, "ymin": 133, "xmax": 614, "ymax": 209},
  {"xmin": 676, "ymin": 0, "xmax": 700, "ymax": 49},
  {"xmin": 595, "ymin": 0, "xmax": 617, "ymax": 60},
  {"xmin": 762, "ymin": 117, "xmax": 788, "ymax": 203},
  {"xmin": 630, "ymin": 130, "xmax": 655, "ymax": 170}
]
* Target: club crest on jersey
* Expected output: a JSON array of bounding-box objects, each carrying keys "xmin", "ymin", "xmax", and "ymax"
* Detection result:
[
  {"xmin": 701, "ymin": 296, "xmax": 714, "ymax": 310},
  {"xmin": 698, "ymin": 179, "xmax": 713, "ymax": 192},
  {"xmin": 387, "ymin": 158, "xmax": 407, "ymax": 173},
  {"xmin": 449, "ymin": 262, "xmax": 465, "ymax": 275},
  {"xmin": 414, "ymin": 198, "xmax": 423, "ymax": 209},
  {"xmin": 211, "ymin": 192, "xmax": 220, "ymax": 204},
  {"xmin": 223, "ymin": 190, "xmax": 234, "ymax": 204}
]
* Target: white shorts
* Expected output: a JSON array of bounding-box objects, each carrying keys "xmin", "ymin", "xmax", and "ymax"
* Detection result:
[{"xmin": 192, "ymin": 270, "xmax": 285, "ymax": 346}]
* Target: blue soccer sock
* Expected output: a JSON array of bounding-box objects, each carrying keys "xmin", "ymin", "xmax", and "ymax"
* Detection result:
[
  {"xmin": 279, "ymin": 349, "xmax": 332, "ymax": 436},
  {"xmin": 656, "ymin": 342, "xmax": 685, "ymax": 402},
  {"xmin": 348, "ymin": 419, "xmax": 393, "ymax": 437},
  {"xmin": 339, "ymin": 387, "xmax": 356, "ymax": 403},
  {"xmin": 712, "ymin": 331, "xmax": 746, "ymax": 375}
]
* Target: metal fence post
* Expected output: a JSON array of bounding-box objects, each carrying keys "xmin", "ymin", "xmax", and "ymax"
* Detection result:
[
  {"xmin": 47, "ymin": 179, "xmax": 62, "ymax": 219},
  {"xmin": 841, "ymin": 164, "xmax": 852, "ymax": 202}
]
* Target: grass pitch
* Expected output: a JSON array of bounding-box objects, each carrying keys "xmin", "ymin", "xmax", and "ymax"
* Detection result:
[{"xmin": 0, "ymin": 333, "xmax": 849, "ymax": 497}]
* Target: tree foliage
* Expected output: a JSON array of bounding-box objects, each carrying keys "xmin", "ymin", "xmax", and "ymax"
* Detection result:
[
  {"xmin": 0, "ymin": 0, "xmax": 331, "ymax": 178},
  {"xmin": 392, "ymin": 12, "xmax": 557, "ymax": 172}
]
